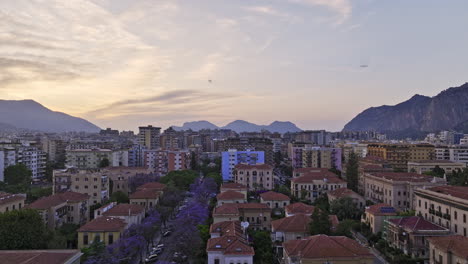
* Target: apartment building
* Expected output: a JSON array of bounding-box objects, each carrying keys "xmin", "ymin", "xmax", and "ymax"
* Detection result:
[
  {"xmin": 17, "ymin": 146, "xmax": 47, "ymax": 179},
  {"xmin": 367, "ymin": 143, "xmax": 435, "ymax": 171},
  {"xmin": 327, "ymin": 188, "xmax": 366, "ymax": 209},
  {"xmin": 0, "ymin": 192, "xmax": 26, "ymax": 213},
  {"xmin": 428, "ymin": 235, "xmax": 468, "ymax": 264},
  {"xmin": 41, "ymin": 138, "xmax": 66, "ymax": 163},
  {"xmin": 221, "ymin": 149, "xmax": 265, "ymax": 181},
  {"xmin": 206, "ymin": 224, "xmax": 254, "ymax": 264},
  {"xmin": 105, "ymin": 167, "xmax": 152, "ymax": 195},
  {"xmin": 218, "ymin": 137, "xmax": 274, "ymax": 166},
  {"xmin": 66, "ymin": 148, "xmax": 128, "ymax": 169},
  {"xmin": 216, "ymin": 191, "xmax": 246, "ymax": 206},
  {"xmin": 358, "ymin": 156, "xmax": 392, "ymax": 195},
  {"xmin": 129, "ymin": 182, "xmax": 166, "ymax": 210},
  {"xmin": 77, "ymin": 216, "xmax": 127, "ymax": 249},
  {"xmin": 386, "ymin": 216, "xmax": 450, "ymax": 258},
  {"xmin": 435, "ymin": 145, "xmax": 468, "ymax": 165},
  {"xmin": 167, "ymin": 150, "xmax": 190, "ymax": 172},
  {"xmin": 260, "ymin": 191, "xmax": 290, "ymax": 209},
  {"xmin": 233, "ymin": 163, "xmax": 274, "ymax": 191},
  {"xmin": 282, "ymin": 235, "xmax": 374, "ymax": 264},
  {"xmin": 408, "ymin": 160, "xmax": 465, "ymax": 174},
  {"xmin": 361, "ymin": 203, "xmax": 398, "ymax": 234},
  {"xmin": 290, "ymin": 169, "xmax": 347, "ymax": 202},
  {"xmin": 53, "ymin": 168, "xmax": 109, "ymax": 205},
  {"xmin": 213, "ymin": 203, "xmax": 271, "ymax": 231},
  {"xmin": 415, "ymin": 186, "xmax": 468, "ymax": 236},
  {"xmin": 28, "ymin": 191, "xmax": 90, "ymax": 229},
  {"xmin": 290, "ymin": 146, "xmax": 342, "ymax": 171},
  {"xmin": 340, "ymin": 142, "xmax": 368, "ymax": 163},
  {"xmin": 362, "ymin": 172, "xmax": 446, "ymax": 211},
  {"xmin": 138, "ymin": 125, "xmax": 161, "ymax": 150}
]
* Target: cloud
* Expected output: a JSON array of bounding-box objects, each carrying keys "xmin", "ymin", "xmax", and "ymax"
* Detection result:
[{"xmin": 288, "ymin": 0, "xmax": 352, "ymax": 25}]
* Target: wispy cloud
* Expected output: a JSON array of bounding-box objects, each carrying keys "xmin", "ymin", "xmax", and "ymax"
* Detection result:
[{"xmin": 288, "ymin": 0, "xmax": 352, "ymax": 25}]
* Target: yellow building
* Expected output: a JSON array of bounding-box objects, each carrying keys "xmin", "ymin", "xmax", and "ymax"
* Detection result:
[
  {"xmin": 0, "ymin": 192, "xmax": 26, "ymax": 213},
  {"xmin": 367, "ymin": 143, "xmax": 435, "ymax": 171},
  {"xmin": 77, "ymin": 216, "xmax": 127, "ymax": 249}
]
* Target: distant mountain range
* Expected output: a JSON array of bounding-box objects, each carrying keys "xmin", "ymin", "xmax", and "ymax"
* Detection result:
[
  {"xmin": 0, "ymin": 99, "xmax": 100, "ymax": 133},
  {"xmin": 172, "ymin": 120, "xmax": 302, "ymax": 133},
  {"xmin": 343, "ymin": 82, "xmax": 468, "ymax": 138}
]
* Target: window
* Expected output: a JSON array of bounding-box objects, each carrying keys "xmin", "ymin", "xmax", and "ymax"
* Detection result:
[
  {"xmin": 418, "ymin": 200, "xmax": 421, "ymax": 207},
  {"xmin": 85, "ymin": 178, "xmax": 89, "ymax": 181},
  {"xmin": 454, "ymin": 211, "xmax": 458, "ymax": 220},
  {"xmin": 464, "ymin": 214, "xmax": 466, "ymax": 223},
  {"xmin": 425, "ymin": 201, "xmax": 427, "ymax": 209},
  {"xmin": 94, "ymin": 178, "xmax": 98, "ymax": 181},
  {"xmin": 84, "ymin": 234, "xmax": 89, "ymax": 245},
  {"xmin": 95, "ymin": 235, "xmax": 100, "ymax": 242},
  {"xmin": 19, "ymin": 203, "xmax": 22, "ymax": 209},
  {"xmin": 12, "ymin": 205, "xmax": 15, "ymax": 210},
  {"xmin": 85, "ymin": 185, "xmax": 88, "ymax": 189},
  {"xmin": 108, "ymin": 234, "xmax": 114, "ymax": 244}
]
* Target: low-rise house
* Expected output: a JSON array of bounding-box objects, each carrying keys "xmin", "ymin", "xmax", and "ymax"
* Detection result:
[
  {"xmin": 210, "ymin": 221, "xmax": 243, "ymax": 238},
  {"xmin": 28, "ymin": 191, "xmax": 90, "ymax": 229},
  {"xmin": 282, "ymin": 235, "xmax": 375, "ymax": 264},
  {"xmin": 290, "ymin": 169, "xmax": 347, "ymax": 202},
  {"xmin": 386, "ymin": 216, "xmax": 450, "ymax": 258},
  {"xmin": 0, "ymin": 192, "xmax": 26, "ymax": 213},
  {"xmin": 428, "ymin": 235, "xmax": 468, "ymax": 264},
  {"xmin": 206, "ymin": 235, "xmax": 254, "ymax": 264},
  {"xmin": 95, "ymin": 203, "xmax": 145, "ymax": 226},
  {"xmin": 260, "ymin": 191, "xmax": 290, "ymax": 209},
  {"xmin": 129, "ymin": 182, "xmax": 166, "ymax": 210},
  {"xmin": 415, "ymin": 186, "xmax": 468, "ymax": 236},
  {"xmin": 220, "ymin": 183, "xmax": 248, "ymax": 197},
  {"xmin": 327, "ymin": 187, "xmax": 366, "ymax": 209},
  {"xmin": 285, "ymin": 202, "xmax": 315, "ymax": 217},
  {"xmin": 216, "ymin": 191, "xmax": 246, "ymax": 206},
  {"xmin": 77, "ymin": 216, "xmax": 127, "ymax": 249},
  {"xmin": 361, "ymin": 203, "xmax": 398, "ymax": 234},
  {"xmin": 233, "ymin": 164, "xmax": 274, "ymax": 191},
  {"xmin": 213, "ymin": 203, "xmax": 272, "ymax": 231},
  {"xmin": 0, "ymin": 249, "xmax": 82, "ymax": 264}
]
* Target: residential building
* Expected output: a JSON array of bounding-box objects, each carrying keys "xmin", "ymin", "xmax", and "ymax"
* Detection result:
[
  {"xmin": 53, "ymin": 168, "xmax": 109, "ymax": 205},
  {"xmin": 129, "ymin": 182, "xmax": 166, "ymax": 210},
  {"xmin": 428, "ymin": 235, "xmax": 468, "ymax": 264},
  {"xmin": 138, "ymin": 125, "xmax": 161, "ymax": 150},
  {"xmin": 220, "ymin": 183, "xmax": 248, "ymax": 197},
  {"xmin": 17, "ymin": 146, "xmax": 47, "ymax": 180},
  {"xmin": 213, "ymin": 203, "xmax": 272, "ymax": 230},
  {"xmin": 415, "ymin": 186, "xmax": 468, "ymax": 236},
  {"xmin": 66, "ymin": 148, "xmax": 128, "ymax": 169},
  {"xmin": 0, "ymin": 192, "xmax": 26, "ymax": 213},
  {"xmin": 294, "ymin": 130, "xmax": 331, "ymax": 145},
  {"xmin": 327, "ymin": 188, "xmax": 366, "ymax": 209},
  {"xmin": 28, "ymin": 191, "xmax": 90, "ymax": 229},
  {"xmin": 209, "ymin": 220, "xmax": 243, "ymax": 238},
  {"xmin": 216, "ymin": 191, "xmax": 246, "ymax": 206},
  {"xmin": 358, "ymin": 156, "xmax": 392, "ymax": 195},
  {"xmin": 282, "ymin": 235, "xmax": 375, "ymax": 264},
  {"xmin": 105, "ymin": 166, "xmax": 152, "ymax": 195},
  {"xmin": 362, "ymin": 172, "xmax": 446, "ymax": 210},
  {"xmin": 408, "ymin": 160, "xmax": 465, "ymax": 174},
  {"xmin": 77, "ymin": 216, "xmax": 127, "ymax": 249},
  {"xmin": 367, "ymin": 143, "xmax": 435, "ymax": 171},
  {"xmin": 206, "ymin": 235, "xmax": 254, "ymax": 264},
  {"xmin": 221, "ymin": 149, "xmax": 265, "ymax": 181},
  {"xmin": 341, "ymin": 142, "xmax": 368, "ymax": 163},
  {"xmin": 290, "ymin": 169, "xmax": 347, "ymax": 202},
  {"xmin": 218, "ymin": 137, "xmax": 274, "ymax": 165},
  {"xmin": 233, "ymin": 163, "xmax": 274, "ymax": 191},
  {"xmin": 361, "ymin": 203, "xmax": 398, "ymax": 234},
  {"xmin": 386, "ymin": 216, "xmax": 450, "ymax": 258},
  {"xmin": 128, "ymin": 144, "xmax": 146, "ymax": 167},
  {"xmin": 285, "ymin": 202, "xmax": 315, "ymax": 217},
  {"xmin": 0, "ymin": 249, "xmax": 82, "ymax": 264},
  {"xmin": 167, "ymin": 150, "xmax": 190, "ymax": 172},
  {"xmin": 436, "ymin": 145, "xmax": 468, "ymax": 166},
  {"xmin": 160, "ymin": 127, "xmax": 179, "ymax": 150},
  {"xmin": 95, "ymin": 203, "xmax": 145, "ymax": 226},
  {"xmin": 259, "ymin": 191, "xmax": 290, "ymax": 209},
  {"xmin": 41, "ymin": 138, "xmax": 66, "ymax": 163},
  {"xmin": 272, "ymin": 214, "xmax": 339, "ymax": 244},
  {"xmin": 290, "ymin": 146, "xmax": 342, "ymax": 170}
]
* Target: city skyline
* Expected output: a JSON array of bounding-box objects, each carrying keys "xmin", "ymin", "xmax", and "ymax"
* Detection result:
[{"xmin": 1, "ymin": 0, "xmax": 468, "ymax": 131}]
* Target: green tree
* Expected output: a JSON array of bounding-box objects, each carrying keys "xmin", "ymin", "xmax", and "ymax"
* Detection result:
[
  {"xmin": 345, "ymin": 152, "xmax": 359, "ymax": 192},
  {"xmin": 329, "ymin": 197, "xmax": 363, "ymax": 220},
  {"xmin": 4, "ymin": 164, "xmax": 32, "ymax": 187},
  {"xmin": 0, "ymin": 209, "xmax": 51, "ymax": 249},
  {"xmin": 109, "ymin": 191, "xmax": 129, "ymax": 204},
  {"xmin": 312, "ymin": 194, "xmax": 329, "ymax": 211},
  {"xmin": 250, "ymin": 231, "xmax": 274, "ymax": 264},
  {"xmin": 333, "ymin": 219, "xmax": 359, "ymax": 237},
  {"xmin": 98, "ymin": 158, "xmax": 110, "ymax": 168},
  {"xmin": 26, "ymin": 186, "xmax": 52, "ymax": 203},
  {"xmin": 449, "ymin": 169, "xmax": 468, "ymax": 186},
  {"xmin": 160, "ymin": 170, "xmax": 198, "ymax": 190},
  {"xmin": 81, "ymin": 238, "xmax": 106, "ymax": 262},
  {"xmin": 309, "ymin": 208, "xmax": 331, "ymax": 235},
  {"xmin": 190, "ymin": 152, "xmax": 199, "ymax": 171}
]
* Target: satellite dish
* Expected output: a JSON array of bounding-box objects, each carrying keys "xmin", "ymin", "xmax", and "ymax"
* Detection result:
[{"xmin": 241, "ymin": 221, "xmax": 250, "ymax": 229}]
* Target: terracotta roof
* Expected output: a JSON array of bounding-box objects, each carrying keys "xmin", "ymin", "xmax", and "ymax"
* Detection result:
[
  {"xmin": 285, "ymin": 202, "xmax": 315, "ymax": 215},
  {"xmin": 237, "ymin": 203, "xmax": 270, "ymax": 209},
  {"xmin": 221, "ymin": 183, "xmax": 247, "ymax": 190},
  {"xmin": 0, "ymin": 250, "xmax": 82, "ymax": 264},
  {"xmin": 428, "ymin": 235, "xmax": 468, "ymax": 259},
  {"xmin": 409, "ymin": 160, "xmax": 461, "ymax": 164},
  {"xmin": 283, "ymin": 235, "xmax": 373, "ymax": 260},
  {"xmin": 0, "ymin": 192, "xmax": 26, "ymax": 206},
  {"xmin": 209, "ymin": 221, "xmax": 243, "ymax": 237},
  {"xmin": 260, "ymin": 191, "xmax": 290, "ymax": 201},
  {"xmin": 130, "ymin": 189, "xmax": 160, "ymax": 199},
  {"xmin": 327, "ymin": 188, "xmax": 361, "ymax": 199},
  {"xmin": 387, "ymin": 216, "xmax": 448, "ymax": 232},
  {"xmin": 102, "ymin": 203, "xmax": 145, "ymax": 216},
  {"xmin": 136, "ymin": 182, "xmax": 166, "ymax": 191},
  {"xmin": 213, "ymin": 203, "xmax": 270, "ymax": 216},
  {"xmin": 78, "ymin": 216, "xmax": 126, "ymax": 232},
  {"xmin": 294, "ymin": 168, "xmax": 334, "ymax": 175},
  {"xmin": 272, "ymin": 214, "xmax": 310, "ymax": 233},
  {"xmin": 291, "ymin": 175, "xmax": 346, "ymax": 184},
  {"xmin": 361, "ymin": 165, "xmax": 391, "ymax": 172},
  {"xmin": 365, "ymin": 203, "xmax": 397, "ymax": 216},
  {"xmin": 234, "ymin": 163, "xmax": 273, "ymax": 170},
  {"xmin": 206, "ymin": 236, "xmax": 254, "ymax": 256},
  {"xmin": 425, "ymin": 186, "xmax": 468, "ymax": 200},
  {"xmin": 217, "ymin": 190, "xmax": 245, "ymax": 200},
  {"xmin": 28, "ymin": 192, "xmax": 89, "ymax": 210},
  {"xmin": 369, "ymin": 172, "xmax": 441, "ymax": 183}
]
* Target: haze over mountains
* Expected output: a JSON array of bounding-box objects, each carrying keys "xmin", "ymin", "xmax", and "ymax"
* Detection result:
[
  {"xmin": 0, "ymin": 100, "xmax": 100, "ymax": 133},
  {"xmin": 172, "ymin": 120, "xmax": 302, "ymax": 133},
  {"xmin": 344, "ymin": 83, "xmax": 468, "ymax": 137}
]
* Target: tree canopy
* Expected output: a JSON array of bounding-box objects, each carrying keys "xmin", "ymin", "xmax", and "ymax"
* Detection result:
[
  {"xmin": 345, "ymin": 152, "xmax": 359, "ymax": 192},
  {"xmin": 109, "ymin": 191, "xmax": 129, "ymax": 204},
  {"xmin": 98, "ymin": 158, "xmax": 110, "ymax": 168},
  {"xmin": 0, "ymin": 209, "xmax": 50, "ymax": 249},
  {"xmin": 330, "ymin": 197, "xmax": 363, "ymax": 220},
  {"xmin": 309, "ymin": 207, "xmax": 331, "ymax": 235},
  {"xmin": 160, "ymin": 170, "xmax": 198, "ymax": 190},
  {"xmin": 4, "ymin": 164, "xmax": 32, "ymax": 187}
]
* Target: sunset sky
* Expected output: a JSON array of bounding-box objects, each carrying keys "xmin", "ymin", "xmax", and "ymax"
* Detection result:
[{"xmin": 1, "ymin": 0, "xmax": 468, "ymax": 131}]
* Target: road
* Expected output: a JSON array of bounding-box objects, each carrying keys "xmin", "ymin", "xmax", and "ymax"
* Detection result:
[{"xmin": 352, "ymin": 231, "xmax": 388, "ymax": 264}]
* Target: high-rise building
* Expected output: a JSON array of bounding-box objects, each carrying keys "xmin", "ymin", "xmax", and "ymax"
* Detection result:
[
  {"xmin": 221, "ymin": 149, "xmax": 265, "ymax": 181},
  {"xmin": 138, "ymin": 125, "xmax": 161, "ymax": 150}
]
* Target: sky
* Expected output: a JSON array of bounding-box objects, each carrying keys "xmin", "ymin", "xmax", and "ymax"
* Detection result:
[{"xmin": 1, "ymin": 0, "xmax": 468, "ymax": 132}]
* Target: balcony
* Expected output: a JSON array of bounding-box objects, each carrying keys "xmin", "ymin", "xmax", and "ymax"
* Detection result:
[{"xmin": 443, "ymin": 213, "xmax": 451, "ymax": 220}]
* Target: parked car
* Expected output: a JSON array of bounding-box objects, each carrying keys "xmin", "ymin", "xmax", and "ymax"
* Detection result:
[
  {"xmin": 144, "ymin": 254, "xmax": 159, "ymax": 263},
  {"xmin": 163, "ymin": 230, "xmax": 172, "ymax": 237}
]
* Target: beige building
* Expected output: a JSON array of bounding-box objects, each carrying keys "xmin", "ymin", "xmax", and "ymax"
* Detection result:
[
  {"xmin": 361, "ymin": 203, "xmax": 398, "ymax": 234},
  {"xmin": 415, "ymin": 186, "xmax": 468, "ymax": 236},
  {"xmin": 0, "ymin": 192, "xmax": 26, "ymax": 213},
  {"xmin": 28, "ymin": 191, "xmax": 90, "ymax": 229},
  {"xmin": 367, "ymin": 143, "xmax": 435, "ymax": 171},
  {"xmin": 129, "ymin": 182, "xmax": 166, "ymax": 210},
  {"xmin": 213, "ymin": 203, "xmax": 272, "ymax": 231},
  {"xmin": 428, "ymin": 235, "xmax": 468, "ymax": 264},
  {"xmin": 386, "ymin": 216, "xmax": 450, "ymax": 258},
  {"xmin": 282, "ymin": 235, "xmax": 375, "ymax": 264},
  {"xmin": 94, "ymin": 203, "xmax": 145, "ymax": 226},
  {"xmin": 407, "ymin": 160, "xmax": 465, "ymax": 174},
  {"xmin": 327, "ymin": 188, "xmax": 366, "ymax": 209},
  {"xmin": 216, "ymin": 191, "xmax": 246, "ymax": 206},
  {"xmin": 233, "ymin": 163, "xmax": 274, "ymax": 191},
  {"xmin": 66, "ymin": 148, "xmax": 128, "ymax": 169},
  {"xmin": 272, "ymin": 214, "xmax": 339, "ymax": 243},
  {"xmin": 291, "ymin": 169, "xmax": 347, "ymax": 202},
  {"xmin": 78, "ymin": 216, "xmax": 127, "ymax": 249},
  {"xmin": 362, "ymin": 172, "xmax": 446, "ymax": 211},
  {"xmin": 260, "ymin": 191, "xmax": 290, "ymax": 209},
  {"xmin": 105, "ymin": 167, "xmax": 152, "ymax": 195},
  {"xmin": 138, "ymin": 125, "xmax": 161, "ymax": 150},
  {"xmin": 53, "ymin": 168, "xmax": 109, "ymax": 205}
]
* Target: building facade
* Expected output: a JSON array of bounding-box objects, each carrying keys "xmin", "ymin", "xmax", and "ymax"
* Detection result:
[
  {"xmin": 222, "ymin": 149, "xmax": 265, "ymax": 181},
  {"xmin": 233, "ymin": 164, "xmax": 274, "ymax": 191}
]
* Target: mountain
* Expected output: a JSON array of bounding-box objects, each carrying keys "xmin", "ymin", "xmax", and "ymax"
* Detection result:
[
  {"xmin": 0, "ymin": 99, "xmax": 101, "ymax": 133},
  {"xmin": 343, "ymin": 83, "xmax": 468, "ymax": 136},
  {"xmin": 172, "ymin": 120, "xmax": 302, "ymax": 133}
]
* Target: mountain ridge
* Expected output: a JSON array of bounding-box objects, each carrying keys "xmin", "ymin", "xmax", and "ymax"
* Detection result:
[{"xmin": 172, "ymin": 120, "xmax": 302, "ymax": 133}]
